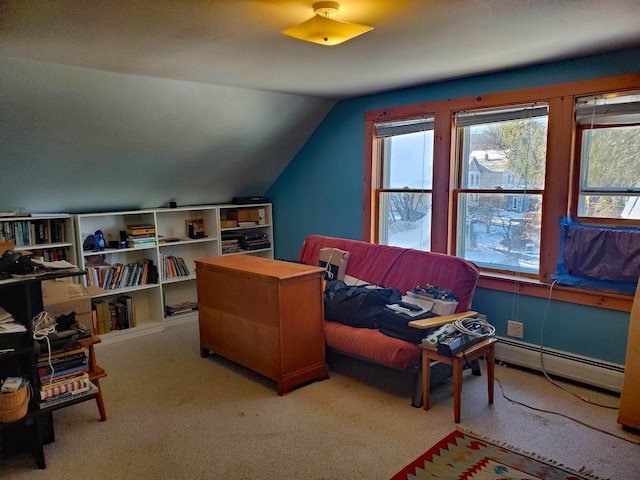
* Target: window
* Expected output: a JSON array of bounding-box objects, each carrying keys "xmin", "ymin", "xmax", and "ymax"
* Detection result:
[
  {"xmin": 365, "ymin": 73, "xmax": 640, "ymax": 304},
  {"xmin": 454, "ymin": 105, "xmax": 548, "ymax": 274},
  {"xmin": 575, "ymin": 92, "xmax": 640, "ymax": 221},
  {"xmin": 374, "ymin": 117, "xmax": 434, "ymax": 251}
]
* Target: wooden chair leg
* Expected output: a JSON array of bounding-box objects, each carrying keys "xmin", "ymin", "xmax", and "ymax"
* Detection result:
[
  {"xmin": 453, "ymin": 357, "xmax": 463, "ymax": 423},
  {"xmin": 422, "ymin": 351, "xmax": 430, "ymax": 411},
  {"xmin": 93, "ymin": 379, "xmax": 107, "ymax": 421},
  {"xmin": 487, "ymin": 347, "xmax": 495, "ymax": 405}
]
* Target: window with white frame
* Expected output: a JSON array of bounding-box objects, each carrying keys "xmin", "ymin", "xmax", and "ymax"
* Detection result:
[
  {"xmin": 374, "ymin": 117, "xmax": 434, "ymax": 250},
  {"xmin": 575, "ymin": 92, "xmax": 640, "ymax": 220},
  {"xmin": 454, "ymin": 104, "xmax": 548, "ymax": 274}
]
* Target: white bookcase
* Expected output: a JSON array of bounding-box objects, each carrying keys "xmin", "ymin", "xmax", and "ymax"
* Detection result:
[
  {"xmin": 74, "ymin": 203, "xmax": 272, "ymax": 344},
  {"xmin": 0, "ymin": 214, "xmax": 76, "ymax": 265},
  {"xmin": 75, "ymin": 210, "xmax": 164, "ymax": 345},
  {"xmin": 154, "ymin": 205, "xmax": 219, "ymax": 327},
  {"xmin": 218, "ymin": 203, "xmax": 273, "ymax": 259}
]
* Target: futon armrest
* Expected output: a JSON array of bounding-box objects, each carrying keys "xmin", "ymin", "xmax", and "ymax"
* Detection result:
[{"xmin": 408, "ymin": 311, "xmax": 478, "ymax": 330}]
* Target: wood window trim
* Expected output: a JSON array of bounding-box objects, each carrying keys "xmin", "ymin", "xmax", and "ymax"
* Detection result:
[
  {"xmin": 364, "ymin": 72, "xmax": 640, "ymax": 310},
  {"xmin": 477, "ymin": 274, "xmax": 633, "ymax": 313}
]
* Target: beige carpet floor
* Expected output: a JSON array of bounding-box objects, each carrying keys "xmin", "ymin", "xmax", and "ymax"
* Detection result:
[{"xmin": 2, "ymin": 320, "xmax": 639, "ymax": 479}]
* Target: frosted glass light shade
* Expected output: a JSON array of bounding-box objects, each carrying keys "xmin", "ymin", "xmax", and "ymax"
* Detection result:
[{"xmin": 282, "ymin": 14, "xmax": 373, "ymax": 46}]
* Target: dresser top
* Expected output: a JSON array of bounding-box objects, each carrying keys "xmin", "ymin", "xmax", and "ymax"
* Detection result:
[{"xmin": 196, "ymin": 255, "xmax": 324, "ymax": 280}]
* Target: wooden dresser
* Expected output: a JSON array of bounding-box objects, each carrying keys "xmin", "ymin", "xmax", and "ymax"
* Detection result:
[{"xmin": 196, "ymin": 255, "xmax": 329, "ymax": 394}]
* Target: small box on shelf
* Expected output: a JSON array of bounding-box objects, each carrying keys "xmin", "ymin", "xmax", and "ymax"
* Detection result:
[
  {"xmin": 220, "ymin": 220, "xmax": 238, "ymax": 229},
  {"xmin": 227, "ymin": 209, "xmax": 259, "ymax": 222}
]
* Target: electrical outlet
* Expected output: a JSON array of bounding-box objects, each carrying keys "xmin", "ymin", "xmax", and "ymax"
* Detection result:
[{"xmin": 507, "ymin": 320, "xmax": 524, "ymax": 338}]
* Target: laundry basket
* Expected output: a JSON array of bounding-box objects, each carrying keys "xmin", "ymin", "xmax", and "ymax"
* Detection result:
[{"xmin": 0, "ymin": 382, "xmax": 30, "ymax": 423}]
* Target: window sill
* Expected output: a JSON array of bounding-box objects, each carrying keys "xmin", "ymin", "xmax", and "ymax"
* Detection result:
[{"xmin": 477, "ymin": 273, "xmax": 634, "ymax": 313}]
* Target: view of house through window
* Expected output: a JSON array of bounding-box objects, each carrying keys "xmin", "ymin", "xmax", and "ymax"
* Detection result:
[
  {"xmin": 455, "ymin": 105, "xmax": 548, "ymax": 274},
  {"xmin": 368, "ymin": 76, "xmax": 640, "ymax": 287},
  {"xmin": 575, "ymin": 92, "xmax": 640, "ymax": 220},
  {"xmin": 375, "ymin": 118, "xmax": 434, "ymax": 250}
]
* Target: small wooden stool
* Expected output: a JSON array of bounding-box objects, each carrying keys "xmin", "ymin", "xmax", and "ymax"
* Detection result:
[
  {"xmin": 420, "ymin": 337, "xmax": 496, "ymax": 423},
  {"xmin": 78, "ymin": 336, "xmax": 108, "ymax": 421}
]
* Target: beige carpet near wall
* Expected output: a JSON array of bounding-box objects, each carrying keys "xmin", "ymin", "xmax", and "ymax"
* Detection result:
[{"xmin": 2, "ymin": 320, "xmax": 639, "ymax": 480}]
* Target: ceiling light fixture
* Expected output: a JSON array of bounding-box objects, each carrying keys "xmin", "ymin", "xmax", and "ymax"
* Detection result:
[{"xmin": 282, "ymin": 1, "xmax": 374, "ymax": 46}]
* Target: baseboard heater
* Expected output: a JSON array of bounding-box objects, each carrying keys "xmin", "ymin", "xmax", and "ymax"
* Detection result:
[{"xmin": 494, "ymin": 336, "xmax": 625, "ymax": 393}]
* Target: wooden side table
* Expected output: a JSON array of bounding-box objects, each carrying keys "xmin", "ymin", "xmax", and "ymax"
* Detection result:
[
  {"xmin": 78, "ymin": 336, "xmax": 107, "ymax": 421},
  {"xmin": 420, "ymin": 337, "xmax": 496, "ymax": 423}
]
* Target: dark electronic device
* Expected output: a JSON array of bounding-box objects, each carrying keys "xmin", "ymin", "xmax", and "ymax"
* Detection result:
[
  {"xmin": 436, "ymin": 323, "xmax": 490, "ymax": 357},
  {"xmin": 232, "ymin": 196, "xmax": 270, "ymax": 205}
]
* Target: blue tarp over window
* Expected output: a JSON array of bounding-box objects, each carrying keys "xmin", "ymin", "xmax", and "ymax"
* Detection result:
[{"xmin": 553, "ymin": 217, "xmax": 640, "ymax": 295}]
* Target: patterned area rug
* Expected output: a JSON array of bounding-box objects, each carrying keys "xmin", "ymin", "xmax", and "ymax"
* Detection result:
[{"xmin": 391, "ymin": 430, "xmax": 603, "ymax": 480}]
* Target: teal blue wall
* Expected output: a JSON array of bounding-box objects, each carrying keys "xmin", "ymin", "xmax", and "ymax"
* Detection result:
[{"xmin": 267, "ymin": 47, "xmax": 640, "ymax": 365}]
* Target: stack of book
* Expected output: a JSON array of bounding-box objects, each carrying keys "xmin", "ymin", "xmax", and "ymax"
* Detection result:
[
  {"xmin": 221, "ymin": 237, "xmax": 241, "ymax": 254},
  {"xmin": 0, "ymin": 306, "xmax": 26, "ymax": 334},
  {"xmin": 37, "ymin": 341, "xmax": 94, "ymax": 407},
  {"xmin": 126, "ymin": 224, "xmax": 156, "ymax": 249},
  {"xmin": 165, "ymin": 301, "xmax": 198, "ymax": 317}
]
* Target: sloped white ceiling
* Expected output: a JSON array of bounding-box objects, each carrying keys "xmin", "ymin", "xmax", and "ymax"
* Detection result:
[{"xmin": 1, "ymin": 0, "xmax": 639, "ymax": 213}]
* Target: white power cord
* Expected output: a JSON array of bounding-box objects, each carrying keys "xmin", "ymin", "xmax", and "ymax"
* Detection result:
[
  {"xmin": 32, "ymin": 311, "xmax": 57, "ymax": 387},
  {"xmin": 452, "ymin": 316, "xmax": 496, "ymax": 337}
]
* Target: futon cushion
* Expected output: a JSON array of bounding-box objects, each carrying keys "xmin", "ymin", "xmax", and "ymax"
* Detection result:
[{"xmin": 324, "ymin": 320, "xmax": 421, "ymax": 370}]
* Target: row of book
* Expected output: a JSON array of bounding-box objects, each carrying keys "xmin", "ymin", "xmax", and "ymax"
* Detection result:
[
  {"xmin": 37, "ymin": 341, "xmax": 93, "ymax": 405},
  {"xmin": 85, "ymin": 259, "xmax": 157, "ymax": 290},
  {"xmin": 0, "ymin": 219, "xmax": 67, "ymax": 246},
  {"xmin": 160, "ymin": 254, "xmax": 190, "ymax": 280},
  {"xmin": 29, "ymin": 247, "xmax": 70, "ymax": 263},
  {"xmin": 91, "ymin": 296, "xmax": 136, "ymax": 335}
]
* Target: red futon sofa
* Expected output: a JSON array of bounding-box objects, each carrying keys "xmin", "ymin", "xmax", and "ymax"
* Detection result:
[{"xmin": 298, "ymin": 235, "xmax": 480, "ymax": 406}]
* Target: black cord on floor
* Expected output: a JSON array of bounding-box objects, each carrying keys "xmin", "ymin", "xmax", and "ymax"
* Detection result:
[{"xmin": 495, "ymin": 376, "xmax": 640, "ymax": 445}]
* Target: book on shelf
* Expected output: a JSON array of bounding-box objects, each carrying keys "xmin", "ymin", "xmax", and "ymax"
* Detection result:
[
  {"xmin": 39, "ymin": 381, "xmax": 98, "ymax": 409},
  {"xmin": 127, "ymin": 238, "xmax": 156, "ymax": 248},
  {"xmin": 0, "ymin": 306, "xmax": 13, "ymax": 322},
  {"xmin": 126, "ymin": 224, "xmax": 156, "ymax": 236},
  {"xmin": 37, "ymin": 342, "xmax": 83, "ymax": 362},
  {"xmin": 118, "ymin": 295, "xmax": 136, "ymax": 328},
  {"xmin": 161, "ymin": 254, "xmax": 190, "ymax": 279},
  {"xmin": 165, "ymin": 301, "xmax": 198, "ymax": 316},
  {"xmin": 40, "ymin": 373, "xmax": 90, "ymax": 401},
  {"xmin": 1, "ymin": 376, "xmax": 25, "ymax": 393},
  {"xmin": 33, "ymin": 219, "xmax": 49, "ymax": 244},
  {"xmin": 39, "ymin": 362, "xmax": 89, "ymax": 382},
  {"xmin": 0, "ymin": 320, "xmax": 27, "ymax": 333},
  {"xmin": 37, "ymin": 354, "xmax": 87, "ymax": 376},
  {"xmin": 91, "ymin": 295, "xmax": 136, "ymax": 334},
  {"xmin": 40, "ymin": 370, "xmax": 88, "ymax": 388}
]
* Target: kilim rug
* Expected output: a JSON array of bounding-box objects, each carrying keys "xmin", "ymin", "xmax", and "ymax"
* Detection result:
[{"xmin": 390, "ymin": 429, "xmax": 604, "ymax": 480}]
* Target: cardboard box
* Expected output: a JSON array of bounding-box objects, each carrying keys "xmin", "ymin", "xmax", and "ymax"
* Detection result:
[
  {"xmin": 41, "ymin": 279, "xmax": 93, "ymax": 331},
  {"xmin": 431, "ymin": 299, "xmax": 459, "ymax": 316},
  {"xmin": 227, "ymin": 209, "xmax": 260, "ymax": 222},
  {"xmin": 220, "ymin": 220, "xmax": 238, "ymax": 229},
  {"xmin": 318, "ymin": 247, "xmax": 350, "ymax": 281}
]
